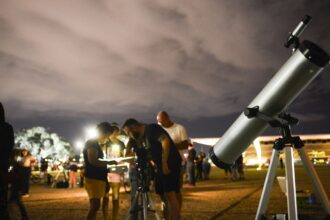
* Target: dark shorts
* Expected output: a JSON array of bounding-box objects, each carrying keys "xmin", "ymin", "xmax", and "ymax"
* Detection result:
[{"xmin": 155, "ymin": 168, "xmax": 180, "ymax": 195}]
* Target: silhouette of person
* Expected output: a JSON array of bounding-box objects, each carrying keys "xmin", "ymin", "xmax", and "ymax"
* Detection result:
[{"xmin": 0, "ymin": 102, "xmax": 15, "ymax": 220}]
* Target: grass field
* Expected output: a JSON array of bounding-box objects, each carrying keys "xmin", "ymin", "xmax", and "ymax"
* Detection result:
[{"xmin": 9, "ymin": 165, "xmax": 330, "ymax": 220}]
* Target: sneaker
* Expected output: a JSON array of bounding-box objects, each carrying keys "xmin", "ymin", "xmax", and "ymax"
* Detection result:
[{"xmin": 22, "ymin": 194, "xmax": 30, "ymax": 198}]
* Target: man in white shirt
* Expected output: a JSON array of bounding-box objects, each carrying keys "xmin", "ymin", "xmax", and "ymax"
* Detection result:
[
  {"xmin": 156, "ymin": 111, "xmax": 189, "ymax": 154},
  {"xmin": 156, "ymin": 111, "xmax": 189, "ymax": 214}
]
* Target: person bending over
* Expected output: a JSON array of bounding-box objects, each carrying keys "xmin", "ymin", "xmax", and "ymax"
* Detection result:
[{"xmin": 123, "ymin": 119, "xmax": 182, "ymax": 220}]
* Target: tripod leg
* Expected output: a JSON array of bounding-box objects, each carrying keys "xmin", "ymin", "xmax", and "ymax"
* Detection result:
[
  {"xmin": 146, "ymin": 193, "xmax": 161, "ymax": 220},
  {"xmin": 284, "ymin": 147, "xmax": 298, "ymax": 220},
  {"xmin": 126, "ymin": 191, "xmax": 140, "ymax": 220},
  {"xmin": 255, "ymin": 149, "xmax": 280, "ymax": 220},
  {"xmin": 142, "ymin": 192, "xmax": 149, "ymax": 220},
  {"xmin": 297, "ymin": 148, "xmax": 330, "ymax": 215}
]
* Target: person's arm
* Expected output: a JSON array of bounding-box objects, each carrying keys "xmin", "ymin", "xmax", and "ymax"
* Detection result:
[
  {"xmin": 87, "ymin": 148, "xmax": 116, "ymax": 167},
  {"xmin": 175, "ymin": 126, "xmax": 189, "ymax": 150},
  {"xmin": 175, "ymin": 140, "xmax": 189, "ymax": 150},
  {"xmin": 125, "ymin": 139, "xmax": 136, "ymax": 157},
  {"xmin": 120, "ymin": 141, "xmax": 126, "ymax": 157},
  {"xmin": 159, "ymin": 134, "xmax": 171, "ymax": 175}
]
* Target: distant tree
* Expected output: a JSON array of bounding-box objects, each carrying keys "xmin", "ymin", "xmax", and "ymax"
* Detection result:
[{"xmin": 14, "ymin": 126, "xmax": 74, "ymax": 161}]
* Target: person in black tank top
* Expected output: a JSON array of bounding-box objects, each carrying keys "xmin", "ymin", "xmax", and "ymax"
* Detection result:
[
  {"xmin": 123, "ymin": 119, "xmax": 182, "ymax": 220},
  {"xmin": 83, "ymin": 122, "xmax": 117, "ymax": 220}
]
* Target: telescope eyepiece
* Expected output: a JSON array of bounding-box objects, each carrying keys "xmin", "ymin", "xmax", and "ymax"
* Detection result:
[{"xmin": 284, "ymin": 14, "xmax": 312, "ymax": 50}]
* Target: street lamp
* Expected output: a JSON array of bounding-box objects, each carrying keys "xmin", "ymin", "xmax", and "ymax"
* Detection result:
[
  {"xmin": 75, "ymin": 140, "xmax": 84, "ymax": 150},
  {"xmin": 85, "ymin": 126, "xmax": 98, "ymax": 139},
  {"xmin": 75, "ymin": 139, "xmax": 84, "ymax": 163}
]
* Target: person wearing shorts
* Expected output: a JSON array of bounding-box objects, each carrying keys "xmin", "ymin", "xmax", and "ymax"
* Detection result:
[
  {"xmin": 104, "ymin": 124, "xmax": 125, "ymax": 220},
  {"xmin": 157, "ymin": 111, "xmax": 189, "ymax": 190},
  {"xmin": 123, "ymin": 119, "xmax": 182, "ymax": 220},
  {"xmin": 83, "ymin": 122, "xmax": 116, "ymax": 220},
  {"xmin": 155, "ymin": 166, "xmax": 181, "ymax": 195}
]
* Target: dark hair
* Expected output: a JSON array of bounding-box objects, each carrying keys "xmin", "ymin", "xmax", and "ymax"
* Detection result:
[
  {"xmin": 0, "ymin": 102, "xmax": 4, "ymax": 122},
  {"xmin": 122, "ymin": 118, "xmax": 140, "ymax": 129},
  {"xmin": 111, "ymin": 122, "xmax": 120, "ymax": 132},
  {"xmin": 96, "ymin": 122, "xmax": 114, "ymax": 135}
]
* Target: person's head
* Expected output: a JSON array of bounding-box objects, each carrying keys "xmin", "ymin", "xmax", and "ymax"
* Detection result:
[
  {"xmin": 110, "ymin": 122, "xmax": 120, "ymax": 138},
  {"xmin": 122, "ymin": 118, "xmax": 142, "ymax": 140},
  {"xmin": 96, "ymin": 122, "xmax": 114, "ymax": 144},
  {"xmin": 22, "ymin": 149, "xmax": 29, "ymax": 157},
  {"xmin": 0, "ymin": 102, "xmax": 5, "ymax": 123},
  {"xmin": 156, "ymin": 111, "xmax": 172, "ymax": 128},
  {"xmin": 188, "ymin": 143, "xmax": 193, "ymax": 150}
]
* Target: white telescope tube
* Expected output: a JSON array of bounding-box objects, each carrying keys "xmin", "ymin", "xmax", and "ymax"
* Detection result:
[{"xmin": 210, "ymin": 40, "xmax": 329, "ymax": 169}]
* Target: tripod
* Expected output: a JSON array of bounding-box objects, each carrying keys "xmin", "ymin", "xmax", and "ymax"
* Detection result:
[
  {"xmin": 244, "ymin": 107, "xmax": 330, "ymax": 220},
  {"xmin": 125, "ymin": 162, "xmax": 161, "ymax": 220}
]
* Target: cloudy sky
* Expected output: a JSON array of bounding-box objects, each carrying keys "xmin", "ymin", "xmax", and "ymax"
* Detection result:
[{"xmin": 1, "ymin": 0, "xmax": 330, "ymax": 143}]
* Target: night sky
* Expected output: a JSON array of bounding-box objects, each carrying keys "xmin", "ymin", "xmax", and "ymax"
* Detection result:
[{"xmin": 1, "ymin": 1, "xmax": 330, "ymax": 143}]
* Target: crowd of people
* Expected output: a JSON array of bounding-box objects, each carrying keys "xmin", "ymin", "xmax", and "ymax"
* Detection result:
[
  {"xmin": 224, "ymin": 154, "xmax": 245, "ymax": 181},
  {"xmin": 184, "ymin": 144, "xmax": 211, "ymax": 186},
  {"xmin": 0, "ymin": 102, "xmax": 246, "ymax": 220}
]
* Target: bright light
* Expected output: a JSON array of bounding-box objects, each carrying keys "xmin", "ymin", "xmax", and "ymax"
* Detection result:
[
  {"xmin": 106, "ymin": 144, "xmax": 121, "ymax": 158},
  {"xmin": 245, "ymin": 157, "xmax": 268, "ymax": 167},
  {"xmin": 253, "ymin": 137, "xmax": 263, "ymax": 170},
  {"xmin": 75, "ymin": 140, "xmax": 84, "ymax": 150},
  {"xmin": 85, "ymin": 126, "xmax": 98, "ymax": 139}
]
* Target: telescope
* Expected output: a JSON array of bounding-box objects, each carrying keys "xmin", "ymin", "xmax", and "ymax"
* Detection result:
[
  {"xmin": 209, "ymin": 15, "xmax": 330, "ymax": 220},
  {"xmin": 209, "ymin": 18, "xmax": 329, "ymax": 169}
]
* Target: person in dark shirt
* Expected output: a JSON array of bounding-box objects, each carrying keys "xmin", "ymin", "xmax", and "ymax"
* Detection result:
[
  {"xmin": 69, "ymin": 158, "xmax": 78, "ymax": 188},
  {"xmin": 202, "ymin": 157, "xmax": 211, "ymax": 180},
  {"xmin": 122, "ymin": 118, "xmax": 182, "ymax": 220},
  {"xmin": 236, "ymin": 154, "xmax": 245, "ymax": 180},
  {"xmin": 186, "ymin": 143, "xmax": 196, "ymax": 186},
  {"xmin": 8, "ymin": 150, "xmax": 29, "ymax": 220},
  {"xmin": 196, "ymin": 154, "xmax": 203, "ymax": 180},
  {"xmin": 125, "ymin": 138, "xmax": 140, "ymax": 220},
  {"xmin": 83, "ymin": 122, "xmax": 117, "ymax": 220},
  {"xmin": 0, "ymin": 102, "xmax": 14, "ymax": 220},
  {"xmin": 40, "ymin": 158, "xmax": 48, "ymax": 184}
]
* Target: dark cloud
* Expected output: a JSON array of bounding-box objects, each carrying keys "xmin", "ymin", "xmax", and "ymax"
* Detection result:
[{"xmin": 0, "ymin": 0, "xmax": 329, "ymax": 142}]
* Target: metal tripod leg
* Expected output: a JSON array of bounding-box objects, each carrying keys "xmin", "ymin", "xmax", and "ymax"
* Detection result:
[
  {"xmin": 255, "ymin": 149, "xmax": 280, "ymax": 220},
  {"xmin": 142, "ymin": 192, "xmax": 148, "ymax": 220},
  {"xmin": 146, "ymin": 192, "xmax": 161, "ymax": 220},
  {"xmin": 297, "ymin": 148, "xmax": 330, "ymax": 215},
  {"xmin": 126, "ymin": 190, "xmax": 161, "ymax": 220},
  {"xmin": 284, "ymin": 147, "xmax": 298, "ymax": 220},
  {"xmin": 126, "ymin": 190, "xmax": 141, "ymax": 220}
]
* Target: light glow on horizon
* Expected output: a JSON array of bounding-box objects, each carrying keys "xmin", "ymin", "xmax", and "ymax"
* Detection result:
[{"xmin": 253, "ymin": 137, "xmax": 263, "ymax": 170}]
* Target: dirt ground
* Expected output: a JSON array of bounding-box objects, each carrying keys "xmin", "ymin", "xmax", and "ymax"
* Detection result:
[{"xmin": 9, "ymin": 166, "xmax": 330, "ymax": 220}]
